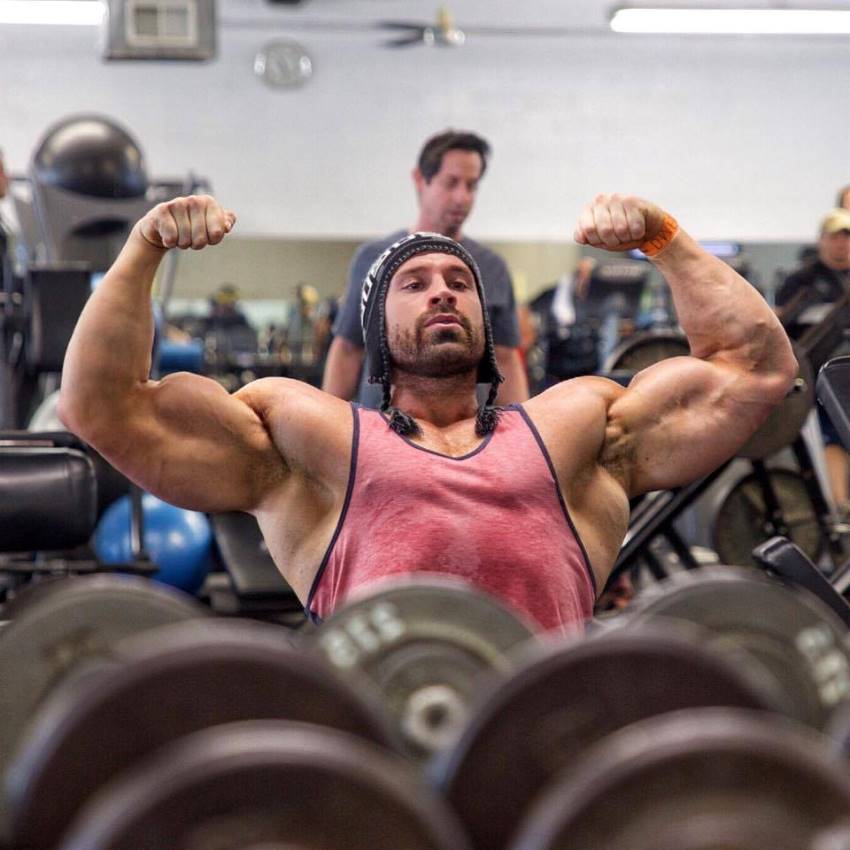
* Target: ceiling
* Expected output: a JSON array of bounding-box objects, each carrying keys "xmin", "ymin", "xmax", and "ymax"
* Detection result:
[{"xmin": 217, "ymin": 0, "xmax": 850, "ymax": 35}]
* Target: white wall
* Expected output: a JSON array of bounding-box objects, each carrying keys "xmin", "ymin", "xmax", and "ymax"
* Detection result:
[{"xmin": 2, "ymin": 2, "xmax": 849, "ymax": 242}]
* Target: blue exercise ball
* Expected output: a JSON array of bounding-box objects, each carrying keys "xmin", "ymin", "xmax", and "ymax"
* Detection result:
[{"xmin": 94, "ymin": 494, "xmax": 212, "ymax": 594}]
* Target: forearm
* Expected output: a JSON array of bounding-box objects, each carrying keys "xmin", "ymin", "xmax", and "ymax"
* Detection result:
[
  {"xmin": 494, "ymin": 346, "xmax": 529, "ymax": 404},
  {"xmin": 652, "ymin": 230, "xmax": 796, "ymax": 382},
  {"xmin": 321, "ymin": 336, "xmax": 364, "ymax": 399},
  {"xmin": 59, "ymin": 227, "xmax": 166, "ymax": 437}
]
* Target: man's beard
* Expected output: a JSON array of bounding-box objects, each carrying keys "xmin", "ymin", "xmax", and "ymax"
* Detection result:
[{"xmin": 388, "ymin": 311, "xmax": 484, "ymax": 379}]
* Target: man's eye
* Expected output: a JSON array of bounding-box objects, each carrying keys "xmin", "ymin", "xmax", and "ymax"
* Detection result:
[{"xmin": 404, "ymin": 281, "xmax": 423, "ymax": 290}]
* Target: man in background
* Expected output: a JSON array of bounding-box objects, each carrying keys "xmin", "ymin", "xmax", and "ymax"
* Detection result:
[
  {"xmin": 322, "ymin": 130, "xmax": 528, "ymax": 407},
  {"xmin": 776, "ymin": 208, "xmax": 850, "ymax": 515}
]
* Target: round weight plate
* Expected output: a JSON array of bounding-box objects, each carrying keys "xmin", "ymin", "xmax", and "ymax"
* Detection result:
[
  {"xmin": 0, "ymin": 574, "xmax": 206, "ymax": 840},
  {"xmin": 6, "ymin": 619, "xmax": 397, "ymax": 850},
  {"xmin": 0, "ymin": 575, "xmax": 77, "ymax": 621},
  {"xmin": 509, "ymin": 709, "xmax": 850, "ymax": 850},
  {"xmin": 713, "ymin": 469, "xmax": 823, "ymax": 567},
  {"xmin": 630, "ymin": 566, "xmax": 850, "ymax": 730},
  {"xmin": 436, "ymin": 626, "xmax": 777, "ymax": 850},
  {"xmin": 311, "ymin": 578, "xmax": 538, "ymax": 763},
  {"xmin": 58, "ymin": 721, "xmax": 472, "ymax": 850},
  {"xmin": 602, "ymin": 330, "xmax": 689, "ymax": 374},
  {"xmin": 737, "ymin": 346, "xmax": 814, "ymax": 460}
]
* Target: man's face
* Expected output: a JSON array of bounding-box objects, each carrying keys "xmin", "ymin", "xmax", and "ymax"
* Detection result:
[
  {"xmin": 0, "ymin": 155, "xmax": 8, "ymax": 200},
  {"xmin": 819, "ymin": 230, "xmax": 850, "ymax": 271},
  {"xmin": 414, "ymin": 150, "xmax": 483, "ymax": 238},
  {"xmin": 384, "ymin": 252, "xmax": 485, "ymax": 379}
]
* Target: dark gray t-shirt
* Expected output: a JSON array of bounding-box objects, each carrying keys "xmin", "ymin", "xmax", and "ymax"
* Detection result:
[{"xmin": 332, "ymin": 229, "xmax": 520, "ymax": 407}]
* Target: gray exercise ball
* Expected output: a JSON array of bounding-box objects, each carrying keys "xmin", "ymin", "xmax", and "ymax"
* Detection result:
[{"xmin": 31, "ymin": 114, "xmax": 148, "ymax": 199}]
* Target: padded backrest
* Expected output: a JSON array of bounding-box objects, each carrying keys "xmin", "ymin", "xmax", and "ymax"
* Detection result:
[{"xmin": 0, "ymin": 447, "xmax": 96, "ymax": 551}]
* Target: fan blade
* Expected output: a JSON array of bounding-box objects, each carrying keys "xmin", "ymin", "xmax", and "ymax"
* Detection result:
[
  {"xmin": 382, "ymin": 31, "xmax": 428, "ymax": 47},
  {"xmin": 377, "ymin": 20, "xmax": 431, "ymax": 31}
]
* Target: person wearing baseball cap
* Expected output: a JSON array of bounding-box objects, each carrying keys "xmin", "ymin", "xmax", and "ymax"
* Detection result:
[{"xmin": 776, "ymin": 207, "xmax": 850, "ymax": 516}]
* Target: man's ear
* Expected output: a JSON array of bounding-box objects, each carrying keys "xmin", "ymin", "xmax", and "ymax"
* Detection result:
[{"xmin": 412, "ymin": 167, "xmax": 426, "ymax": 195}]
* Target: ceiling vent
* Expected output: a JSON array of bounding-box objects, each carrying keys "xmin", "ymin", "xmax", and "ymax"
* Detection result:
[{"xmin": 103, "ymin": 0, "xmax": 216, "ymax": 60}]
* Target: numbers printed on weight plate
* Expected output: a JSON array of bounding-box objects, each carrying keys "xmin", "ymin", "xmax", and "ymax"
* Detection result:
[
  {"xmin": 319, "ymin": 602, "xmax": 407, "ymax": 669},
  {"xmin": 796, "ymin": 624, "xmax": 850, "ymax": 707}
]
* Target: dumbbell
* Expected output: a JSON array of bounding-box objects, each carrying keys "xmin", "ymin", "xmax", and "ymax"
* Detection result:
[
  {"xmin": 625, "ymin": 564, "xmax": 850, "ymax": 731},
  {"xmin": 56, "ymin": 721, "xmax": 472, "ymax": 850},
  {"xmin": 434, "ymin": 622, "xmax": 780, "ymax": 850},
  {"xmin": 6, "ymin": 618, "xmax": 400, "ymax": 850},
  {"xmin": 309, "ymin": 578, "xmax": 539, "ymax": 765},
  {"xmin": 507, "ymin": 708, "xmax": 850, "ymax": 850},
  {"xmin": 0, "ymin": 573, "xmax": 208, "ymax": 844}
]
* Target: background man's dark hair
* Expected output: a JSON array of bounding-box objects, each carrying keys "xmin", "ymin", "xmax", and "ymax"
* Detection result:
[{"xmin": 417, "ymin": 130, "xmax": 491, "ymax": 182}]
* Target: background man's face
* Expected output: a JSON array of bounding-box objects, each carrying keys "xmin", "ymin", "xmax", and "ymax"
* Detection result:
[
  {"xmin": 384, "ymin": 252, "xmax": 484, "ymax": 378},
  {"xmin": 0, "ymin": 155, "xmax": 8, "ymax": 200},
  {"xmin": 820, "ymin": 230, "xmax": 850, "ymax": 270},
  {"xmin": 414, "ymin": 150, "xmax": 483, "ymax": 237}
]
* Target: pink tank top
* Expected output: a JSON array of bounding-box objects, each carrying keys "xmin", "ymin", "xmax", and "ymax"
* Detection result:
[{"xmin": 307, "ymin": 405, "xmax": 596, "ymax": 633}]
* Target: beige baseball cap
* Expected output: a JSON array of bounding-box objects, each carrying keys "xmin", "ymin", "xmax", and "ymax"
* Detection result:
[{"xmin": 821, "ymin": 208, "xmax": 850, "ymax": 235}]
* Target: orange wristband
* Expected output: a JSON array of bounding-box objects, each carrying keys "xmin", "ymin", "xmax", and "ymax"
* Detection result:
[{"xmin": 640, "ymin": 213, "xmax": 679, "ymax": 257}]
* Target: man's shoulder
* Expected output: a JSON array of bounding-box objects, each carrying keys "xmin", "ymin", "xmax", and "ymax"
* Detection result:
[
  {"xmin": 238, "ymin": 377, "xmax": 353, "ymax": 428},
  {"xmin": 784, "ymin": 259, "xmax": 827, "ymax": 285},
  {"xmin": 353, "ymin": 230, "xmax": 408, "ymax": 265},
  {"xmin": 460, "ymin": 235, "xmax": 508, "ymax": 270}
]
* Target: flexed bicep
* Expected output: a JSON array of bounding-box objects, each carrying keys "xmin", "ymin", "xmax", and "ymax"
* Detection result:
[
  {"xmin": 89, "ymin": 372, "xmax": 285, "ymax": 514},
  {"xmin": 606, "ymin": 356, "xmax": 784, "ymax": 496}
]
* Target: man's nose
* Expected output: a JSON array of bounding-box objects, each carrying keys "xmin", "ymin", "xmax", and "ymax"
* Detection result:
[
  {"xmin": 429, "ymin": 282, "xmax": 457, "ymax": 306},
  {"xmin": 451, "ymin": 183, "xmax": 473, "ymax": 205}
]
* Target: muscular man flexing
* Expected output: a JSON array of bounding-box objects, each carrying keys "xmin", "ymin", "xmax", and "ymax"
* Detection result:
[{"xmin": 59, "ymin": 193, "xmax": 796, "ymax": 632}]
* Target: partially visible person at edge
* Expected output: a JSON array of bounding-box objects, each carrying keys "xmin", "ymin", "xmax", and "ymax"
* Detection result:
[
  {"xmin": 321, "ymin": 130, "xmax": 529, "ymax": 407},
  {"xmin": 58, "ymin": 192, "xmax": 797, "ymax": 634},
  {"xmin": 776, "ymin": 207, "xmax": 850, "ymax": 516}
]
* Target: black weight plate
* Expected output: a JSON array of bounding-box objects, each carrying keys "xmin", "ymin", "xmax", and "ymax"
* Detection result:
[
  {"xmin": 57, "ymin": 721, "xmax": 472, "ymax": 850},
  {"xmin": 311, "ymin": 578, "xmax": 538, "ymax": 762},
  {"xmin": 7, "ymin": 618, "xmax": 397, "ymax": 850},
  {"xmin": 630, "ymin": 566, "xmax": 850, "ymax": 730},
  {"xmin": 509, "ymin": 708, "xmax": 850, "ymax": 850},
  {"xmin": 0, "ymin": 574, "xmax": 77, "ymax": 621},
  {"xmin": 602, "ymin": 330, "xmax": 690, "ymax": 374},
  {"xmin": 436, "ymin": 626, "xmax": 777, "ymax": 850},
  {"xmin": 713, "ymin": 469, "xmax": 823, "ymax": 567},
  {"xmin": 0, "ymin": 574, "xmax": 206, "ymax": 839}
]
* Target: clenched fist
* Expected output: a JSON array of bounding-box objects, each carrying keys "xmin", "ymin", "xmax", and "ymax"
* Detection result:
[
  {"xmin": 137, "ymin": 195, "xmax": 236, "ymax": 251},
  {"xmin": 574, "ymin": 193, "xmax": 669, "ymax": 254}
]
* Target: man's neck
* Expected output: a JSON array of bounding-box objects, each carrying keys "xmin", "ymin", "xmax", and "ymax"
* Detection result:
[
  {"xmin": 411, "ymin": 216, "xmax": 463, "ymax": 242},
  {"xmin": 391, "ymin": 372, "xmax": 479, "ymax": 429}
]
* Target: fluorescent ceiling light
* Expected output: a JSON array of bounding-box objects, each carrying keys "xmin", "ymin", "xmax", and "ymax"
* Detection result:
[
  {"xmin": 0, "ymin": 0, "xmax": 104, "ymax": 25},
  {"xmin": 611, "ymin": 8, "xmax": 850, "ymax": 34}
]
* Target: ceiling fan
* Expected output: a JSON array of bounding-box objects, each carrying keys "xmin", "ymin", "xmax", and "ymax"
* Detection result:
[
  {"xmin": 378, "ymin": 5, "xmax": 466, "ymax": 48},
  {"xmin": 225, "ymin": 4, "xmax": 586, "ymax": 47}
]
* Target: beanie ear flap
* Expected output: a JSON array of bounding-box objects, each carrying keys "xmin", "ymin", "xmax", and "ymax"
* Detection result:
[
  {"xmin": 387, "ymin": 407, "xmax": 421, "ymax": 437},
  {"xmin": 475, "ymin": 379, "xmax": 502, "ymax": 437}
]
